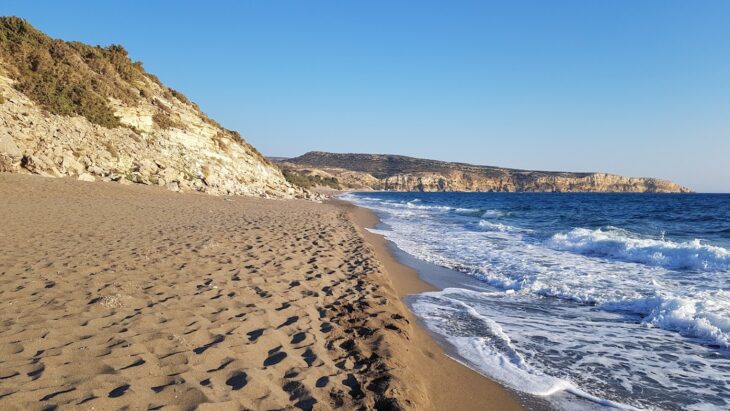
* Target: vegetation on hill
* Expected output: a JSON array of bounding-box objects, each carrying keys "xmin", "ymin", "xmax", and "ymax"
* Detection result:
[
  {"xmin": 0, "ymin": 17, "xmax": 151, "ymax": 127},
  {"xmin": 287, "ymin": 151, "xmax": 595, "ymax": 180},
  {"xmin": 0, "ymin": 17, "xmax": 204, "ymax": 129},
  {"xmin": 0, "ymin": 17, "xmax": 275, "ymax": 166},
  {"xmin": 282, "ymin": 169, "xmax": 340, "ymax": 189}
]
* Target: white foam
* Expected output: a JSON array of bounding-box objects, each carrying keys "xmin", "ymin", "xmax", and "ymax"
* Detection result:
[
  {"xmin": 412, "ymin": 289, "xmax": 639, "ymax": 410},
  {"xmin": 601, "ymin": 291, "xmax": 730, "ymax": 347},
  {"xmin": 482, "ymin": 209, "xmax": 506, "ymax": 218},
  {"xmin": 478, "ymin": 220, "xmax": 522, "ymax": 233},
  {"xmin": 548, "ymin": 227, "xmax": 730, "ymax": 271},
  {"xmin": 358, "ymin": 196, "xmax": 730, "ymax": 348},
  {"xmin": 454, "ymin": 207, "xmax": 482, "ymax": 215}
]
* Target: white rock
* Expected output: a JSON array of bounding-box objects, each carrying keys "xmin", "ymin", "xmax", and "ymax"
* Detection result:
[
  {"xmin": 78, "ymin": 173, "xmax": 96, "ymax": 182},
  {"xmin": 61, "ymin": 154, "xmax": 84, "ymax": 175},
  {"xmin": 0, "ymin": 132, "xmax": 22, "ymax": 157},
  {"xmin": 0, "ymin": 73, "xmax": 309, "ymax": 198}
]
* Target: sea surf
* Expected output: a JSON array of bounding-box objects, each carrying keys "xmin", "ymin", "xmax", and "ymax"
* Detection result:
[{"xmin": 343, "ymin": 192, "xmax": 730, "ymax": 410}]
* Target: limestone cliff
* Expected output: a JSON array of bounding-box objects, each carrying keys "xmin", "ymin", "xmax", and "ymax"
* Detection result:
[
  {"xmin": 278, "ymin": 152, "xmax": 692, "ymax": 193},
  {"xmin": 0, "ymin": 17, "xmax": 307, "ymax": 198}
]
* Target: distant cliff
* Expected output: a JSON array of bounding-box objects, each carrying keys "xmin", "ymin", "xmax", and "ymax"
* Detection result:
[
  {"xmin": 277, "ymin": 152, "xmax": 692, "ymax": 193},
  {"xmin": 0, "ymin": 17, "xmax": 308, "ymax": 198}
]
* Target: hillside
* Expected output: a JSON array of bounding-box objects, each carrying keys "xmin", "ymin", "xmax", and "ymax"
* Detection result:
[
  {"xmin": 0, "ymin": 17, "xmax": 307, "ymax": 198},
  {"xmin": 278, "ymin": 151, "xmax": 692, "ymax": 193}
]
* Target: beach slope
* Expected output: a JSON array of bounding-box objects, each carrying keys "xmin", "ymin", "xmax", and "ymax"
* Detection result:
[
  {"xmin": 0, "ymin": 174, "xmax": 421, "ymax": 409},
  {"xmin": 0, "ymin": 174, "xmax": 520, "ymax": 410}
]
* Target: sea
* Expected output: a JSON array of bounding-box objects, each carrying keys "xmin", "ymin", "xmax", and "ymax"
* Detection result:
[{"xmin": 341, "ymin": 192, "xmax": 730, "ymax": 410}]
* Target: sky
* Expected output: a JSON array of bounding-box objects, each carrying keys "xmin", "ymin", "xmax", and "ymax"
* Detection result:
[{"xmin": 2, "ymin": 1, "xmax": 729, "ymax": 192}]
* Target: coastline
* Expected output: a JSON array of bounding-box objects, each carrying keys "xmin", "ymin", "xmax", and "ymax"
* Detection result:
[{"xmin": 333, "ymin": 199, "xmax": 524, "ymax": 410}]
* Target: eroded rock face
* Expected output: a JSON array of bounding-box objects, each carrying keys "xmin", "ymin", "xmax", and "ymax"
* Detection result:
[
  {"xmin": 0, "ymin": 75, "xmax": 309, "ymax": 199},
  {"xmin": 374, "ymin": 171, "xmax": 690, "ymax": 193},
  {"xmin": 279, "ymin": 152, "xmax": 692, "ymax": 193}
]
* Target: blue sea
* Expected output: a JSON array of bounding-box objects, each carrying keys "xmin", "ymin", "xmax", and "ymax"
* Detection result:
[{"xmin": 342, "ymin": 192, "xmax": 730, "ymax": 410}]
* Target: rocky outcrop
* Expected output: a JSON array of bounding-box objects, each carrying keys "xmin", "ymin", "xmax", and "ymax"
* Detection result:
[
  {"xmin": 0, "ymin": 17, "xmax": 308, "ymax": 199},
  {"xmin": 279, "ymin": 152, "xmax": 692, "ymax": 193}
]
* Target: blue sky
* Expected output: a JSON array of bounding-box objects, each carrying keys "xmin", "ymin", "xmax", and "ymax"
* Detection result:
[{"xmin": 2, "ymin": 1, "xmax": 729, "ymax": 192}]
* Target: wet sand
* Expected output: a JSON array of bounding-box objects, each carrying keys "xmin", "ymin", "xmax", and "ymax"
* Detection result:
[
  {"xmin": 0, "ymin": 173, "xmax": 520, "ymax": 410},
  {"xmin": 337, "ymin": 201, "xmax": 523, "ymax": 410}
]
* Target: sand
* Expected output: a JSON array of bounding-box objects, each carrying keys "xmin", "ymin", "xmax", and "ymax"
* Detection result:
[{"xmin": 0, "ymin": 173, "xmax": 520, "ymax": 410}]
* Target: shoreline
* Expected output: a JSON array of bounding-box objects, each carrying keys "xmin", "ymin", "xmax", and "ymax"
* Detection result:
[{"xmin": 333, "ymin": 199, "xmax": 524, "ymax": 410}]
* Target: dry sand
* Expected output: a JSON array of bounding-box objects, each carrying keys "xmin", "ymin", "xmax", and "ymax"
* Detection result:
[{"xmin": 0, "ymin": 173, "xmax": 520, "ymax": 410}]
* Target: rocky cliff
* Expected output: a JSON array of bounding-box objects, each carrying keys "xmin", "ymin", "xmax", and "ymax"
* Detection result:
[
  {"xmin": 279, "ymin": 152, "xmax": 692, "ymax": 193},
  {"xmin": 0, "ymin": 17, "xmax": 307, "ymax": 198}
]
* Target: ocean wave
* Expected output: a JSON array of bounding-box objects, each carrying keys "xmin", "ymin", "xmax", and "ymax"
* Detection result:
[
  {"xmin": 547, "ymin": 227, "xmax": 730, "ymax": 271},
  {"xmin": 477, "ymin": 220, "xmax": 520, "ymax": 233},
  {"xmin": 345, "ymin": 192, "xmax": 730, "ymax": 408},
  {"xmin": 385, "ymin": 200, "xmax": 484, "ymax": 215},
  {"xmin": 482, "ymin": 209, "xmax": 507, "ymax": 218},
  {"xmin": 454, "ymin": 207, "xmax": 482, "ymax": 215},
  {"xmin": 412, "ymin": 290, "xmax": 636, "ymax": 409},
  {"xmin": 398, "ymin": 201, "xmax": 452, "ymax": 211},
  {"xmin": 601, "ymin": 291, "xmax": 730, "ymax": 347}
]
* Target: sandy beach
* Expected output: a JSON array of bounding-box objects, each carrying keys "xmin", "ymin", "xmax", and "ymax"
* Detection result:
[{"xmin": 0, "ymin": 173, "xmax": 520, "ymax": 410}]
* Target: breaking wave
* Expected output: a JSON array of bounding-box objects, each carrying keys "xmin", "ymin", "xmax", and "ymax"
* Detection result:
[{"xmin": 548, "ymin": 227, "xmax": 730, "ymax": 271}]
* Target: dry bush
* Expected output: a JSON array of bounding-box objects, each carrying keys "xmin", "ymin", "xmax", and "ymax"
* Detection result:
[{"xmin": 152, "ymin": 112, "xmax": 179, "ymax": 130}]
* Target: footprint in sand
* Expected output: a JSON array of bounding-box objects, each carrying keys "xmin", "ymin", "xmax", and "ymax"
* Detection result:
[
  {"xmin": 225, "ymin": 371, "xmax": 248, "ymax": 390},
  {"xmin": 264, "ymin": 347, "xmax": 288, "ymax": 367},
  {"xmin": 108, "ymin": 384, "xmax": 130, "ymax": 398},
  {"xmin": 27, "ymin": 364, "xmax": 44, "ymax": 380},
  {"xmin": 342, "ymin": 374, "xmax": 365, "ymax": 400},
  {"xmin": 247, "ymin": 328, "xmax": 265, "ymax": 342},
  {"xmin": 193, "ymin": 334, "xmax": 225, "ymax": 354},
  {"xmin": 284, "ymin": 368, "xmax": 300, "ymax": 378},
  {"xmin": 301, "ymin": 348, "xmax": 317, "ymax": 367},
  {"xmin": 282, "ymin": 380, "xmax": 317, "ymax": 411},
  {"xmin": 40, "ymin": 387, "xmax": 75, "ymax": 402},
  {"xmin": 315, "ymin": 376, "xmax": 329, "ymax": 388},
  {"xmin": 152, "ymin": 377, "xmax": 183, "ymax": 393},
  {"xmin": 207, "ymin": 358, "xmax": 234, "ymax": 373},
  {"xmin": 366, "ymin": 375, "xmax": 391, "ymax": 395},
  {"xmin": 277, "ymin": 316, "xmax": 298, "ymax": 329},
  {"xmin": 290, "ymin": 332, "xmax": 306, "ymax": 344},
  {"xmin": 119, "ymin": 358, "xmax": 145, "ymax": 370}
]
